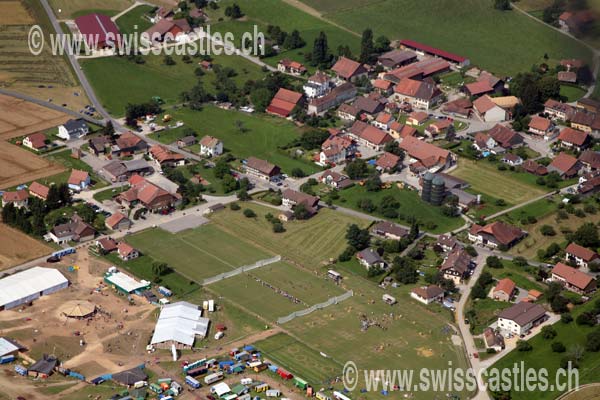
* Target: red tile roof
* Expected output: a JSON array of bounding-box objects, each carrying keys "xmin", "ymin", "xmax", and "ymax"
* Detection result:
[
  {"xmin": 105, "ymin": 212, "xmax": 129, "ymax": 229},
  {"xmin": 372, "ymin": 79, "xmax": 393, "ymax": 90},
  {"xmin": 394, "ymin": 78, "xmax": 441, "ymax": 100},
  {"xmin": 528, "ymin": 116, "xmax": 552, "ymax": 132},
  {"xmin": 558, "ymin": 127, "xmax": 589, "ymax": 146},
  {"xmin": 266, "ymin": 88, "xmax": 303, "ymax": 117},
  {"xmin": 25, "ymin": 133, "xmax": 47, "ymax": 149},
  {"xmin": 549, "ymin": 152, "xmax": 580, "ymax": 174},
  {"xmin": 376, "ymin": 152, "xmax": 401, "ymax": 169},
  {"xmin": 400, "ymin": 39, "xmax": 467, "ymax": 63},
  {"xmin": 3, "ymin": 189, "xmax": 28, "ymax": 202},
  {"xmin": 494, "ymin": 278, "xmax": 516, "ymax": 295},
  {"xmin": 552, "ymin": 262, "xmax": 595, "ymax": 291},
  {"xmin": 29, "ymin": 181, "xmax": 49, "ymax": 199},
  {"xmin": 470, "ymin": 221, "xmax": 524, "ymax": 246},
  {"xmin": 465, "ymin": 80, "xmax": 494, "ymax": 96},
  {"xmin": 565, "ymin": 242, "xmax": 598, "ymax": 262},
  {"xmin": 150, "ymin": 145, "xmax": 185, "ymax": 163},
  {"xmin": 74, "ymin": 13, "xmax": 121, "ymax": 48},
  {"xmin": 408, "ymin": 111, "xmax": 428, "ymax": 123},
  {"xmin": 117, "ymin": 242, "xmax": 137, "ymax": 257},
  {"xmin": 399, "ymin": 136, "xmax": 450, "ymax": 167},
  {"xmin": 68, "ymin": 169, "xmax": 89, "ymax": 186},
  {"xmin": 331, "ymin": 57, "xmax": 366, "ymax": 79},
  {"xmin": 473, "ymin": 95, "xmax": 498, "ymax": 114}
]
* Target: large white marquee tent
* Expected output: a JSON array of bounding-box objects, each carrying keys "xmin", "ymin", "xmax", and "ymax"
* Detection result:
[{"xmin": 0, "ymin": 267, "xmax": 69, "ymax": 310}]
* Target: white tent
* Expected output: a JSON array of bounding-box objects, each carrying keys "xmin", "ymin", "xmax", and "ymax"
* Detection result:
[
  {"xmin": 212, "ymin": 382, "xmax": 231, "ymax": 397},
  {"xmin": 150, "ymin": 301, "xmax": 210, "ymax": 347},
  {"xmin": 0, "ymin": 267, "xmax": 68, "ymax": 310}
]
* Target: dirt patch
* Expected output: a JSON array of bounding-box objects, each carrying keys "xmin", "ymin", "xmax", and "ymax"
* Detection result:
[
  {"xmin": 0, "ymin": 223, "xmax": 52, "ymax": 270},
  {"xmin": 416, "ymin": 347, "xmax": 435, "ymax": 357}
]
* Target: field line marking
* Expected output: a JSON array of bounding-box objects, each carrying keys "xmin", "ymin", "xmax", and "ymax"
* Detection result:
[{"xmin": 179, "ymin": 236, "xmax": 237, "ymax": 270}]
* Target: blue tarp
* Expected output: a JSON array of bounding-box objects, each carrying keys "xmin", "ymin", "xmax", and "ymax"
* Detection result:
[
  {"xmin": 268, "ymin": 365, "xmax": 278, "ymax": 372},
  {"xmin": 243, "ymin": 345, "xmax": 255, "ymax": 352}
]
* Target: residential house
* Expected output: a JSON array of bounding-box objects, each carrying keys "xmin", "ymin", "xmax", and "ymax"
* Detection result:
[
  {"xmin": 551, "ymin": 262, "xmax": 596, "ymax": 294},
  {"xmin": 244, "ymin": 157, "xmax": 281, "ymax": 181},
  {"xmin": 473, "ymin": 132, "xmax": 497, "ymax": 152},
  {"xmin": 307, "ymin": 82, "xmax": 356, "ymax": 116},
  {"xmin": 372, "ymin": 112, "xmax": 395, "ymax": 131},
  {"xmin": 501, "ymin": 153, "xmax": 523, "ymax": 167},
  {"xmin": 493, "ymin": 278, "xmax": 516, "ymax": 302},
  {"xmin": 117, "ymin": 242, "xmax": 139, "ymax": 261},
  {"xmin": 282, "ymin": 189, "xmax": 319, "ymax": 211},
  {"xmin": 28, "ymin": 182, "xmax": 49, "ymax": 201},
  {"xmin": 478, "ymin": 71, "xmax": 504, "ymax": 92},
  {"xmin": 392, "ymin": 78, "xmax": 442, "ymax": 110},
  {"xmin": 320, "ymin": 170, "xmax": 353, "ymax": 189},
  {"xmin": 399, "ymin": 136, "xmax": 453, "ymax": 173},
  {"xmin": 356, "ymin": 248, "xmax": 386, "ymax": 270},
  {"xmin": 375, "ymin": 152, "xmax": 402, "ymax": 172},
  {"xmin": 377, "ymin": 49, "xmax": 417, "ymax": 70},
  {"xmin": 440, "ymin": 246, "xmax": 472, "ymax": 284},
  {"xmin": 337, "ymin": 103, "xmax": 360, "ymax": 122},
  {"xmin": 565, "ymin": 242, "xmax": 600, "ymax": 268},
  {"xmin": 117, "ymin": 175, "xmax": 181, "ymax": 212},
  {"xmin": 303, "ymin": 71, "xmax": 330, "ymax": 98},
  {"xmin": 548, "ymin": 152, "xmax": 582, "ymax": 178},
  {"xmin": 578, "ymin": 150, "xmax": 600, "ymax": 172},
  {"xmin": 23, "ymin": 133, "xmax": 47, "ymax": 151},
  {"xmin": 559, "ymin": 10, "xmax": 594, "ymax": 35},
  {"xmin": 278, "ymin": 211, "xmax": 294, "ymax": 222},
  {"xmin": 277, "ymin": 59, "xmax": 307, "ymax": 75},
  {"xmin": 528, "ymin": 116, "xmax": 555, "ymax": 139},
  {"xmin": 473, "ymin": 95, "xmax": 506, "ymax": 122},
  {"xmin": 114, "ymin": 132, "xmax": 148, "ymax": 157},
  {"xmin": 151, "ymin": 6, "xmax": 174, "ymax": 22},
  {"xmin": 442, "ymin": 98, "xmax": 472, "ymax": 118},
  {"xmin": 528, "ymin": 290, "xmax": 543, "ymax": 302},
  {"xmin": 331, "ymin": 57, "xmax": 368, "ymax": 82},
  {"xmin": 352, "ymin": 96, "xmax": 385, "ymax": 119},
  {"xmin": 143, "ymin": 18, "xmax": 191, "ymax": 43},
  {"xmin": 464, "ymin": 80, "xmax": 494, "ymax": 97},
  {"xmin": 346, "ymin": 121, "xmax": 393, "ymax": 150},
  {"xmin": 577, "ymin": 98, "xmax": 600, "ymax": 113},
  {"xmin": 199, "ymin": 135, "xmax": 223, "ymax": 157},
  {"xmin": 319, "ymin": 135, "xmax": 355, "ymax": 166},
  {"xmin": 468, "ymin": 221, "xmax": 526, "ymax": 249},
  {"xmin": 371, "ymin": 221, "xmax": 408, "ymax": 241},
  {"xmin": 372, "ymin": 79, "xmax": 394, "ymax": 96},
  {"xmin": 1, "ymin": 190, "xmax": 28, "ymax": 209},
  {"xmin": 436, "ymin": 235, "xmax": 458, "ymax": 252},
  {"xmin": 522, "ymin": 159, "xmax": 548, "ymax": 176},
  {"xmin": 558, "ymin": 71, "xmax": 577, "ymax": 83},
  {"xmin": 58, "ymin": 119, "xmax": 89, "ymax": 140},
  {"xmin": 48, "ymin": 214, "xmax": 96, "ymax": 244},
  {"xmin": 389, "ymin": 122, "xmax": 417, "ymax": 140},
  {"xmin": 406, "ymin": 111, "xmax": 429, "ymax": 126},
  {"xmin": 544, "ymin": 99, "xmax": 575, "ymax": 121},
  {"xmin": 410, "ymin": 285, "xmax": 444, "ymax": 305},
  {"xmin": 497, "ymin": 302, "xmax": 547, "ymax": 335},
  {"xmin": 68, "ymin": 169, "xmax": 90, "ymax": 192},
  {"xmin": 488, "ymin": 124, "xmax": 523, "ymax": 150},
  {"xmin": 96, "ymin": 237, "xmax": 118, "ymax": 253},
  {"xmin": 105, "ymin": 212, "xmax": 132, "ymax": 231},
  {"xmin": 484, "ymin": 327, "xmax": 505, "ymax": 352},
  {"xmin": 425, "ymin": 119, "xmax": 452, "ymax": 138},
  {"xmin": 88, "ymin": 136, "xmax": 111, "ymax": 156},
  {"xmin": 570, "ymin": 110, "xmax": 600, "ymax": 133},
  {"xmin": 266, "ymin": 88, "xmax": 304, "ymax": 118},
  {"xmin": 176, "ymin": 136, "xmax": 196, "ymax": 148},
  {"xmin": 558, "ymin": 127, "xmax": 590, "ymax": 151},
  {"xmin": 149, "ymin": 145, "xmax": 186, "ymax": 170},
  {"xmin": 490, "ymin": 96, "xmax": 521, "ymax": 115},
  {"xmin": 99, "ymin": 159, "xmax": 153, "ymax": 182}
]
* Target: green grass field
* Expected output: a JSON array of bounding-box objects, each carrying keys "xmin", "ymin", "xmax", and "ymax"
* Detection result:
[
  {"xmin": 114, "ymin": 4, "xmax": 154, "ymax": 35},
  {"xmin": 488, "ymin": 259, "xmax": 546, "ymax": 293},
  {"xmin": 299, "ymin": 0, "xmax": 592, "ymax": 75},
  {"xmin": 333, "ymin": 185, "xmax": 463, "ymax": 234},
  {"xmin": 209, "ymin": 203, "xmax": 370, "ymax": 269},
  {"xmin": 80, "ymin": 52, "xmax": 266, "ymax": 116},
  {"xmin": 210, "ymin": 261, "xmax": 344, "ymax": 320},
  {"xmin": 467, "ymin": 298, "xmax": 513, "ymax": 335},
  {"xmin": 450, "ymin": 158, "xmax": 548, "ymax": 206},
  {"xmin": 493, "ymin": 297, "xmax": 600, "ymax": 400},
  {"xmin": 560, "ymin": 85, "xmax": 587, "ymax": 102},
  {"xmin": 168, "ymin": 106, "xmax": 321, "ymax": 175},
  {"xmin": 125, "ymin": 224, "xmax": 272, "ymax": 282}
]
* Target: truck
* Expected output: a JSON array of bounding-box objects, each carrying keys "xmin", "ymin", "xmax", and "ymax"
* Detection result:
[
  {"xmin": 51, "ymin": 247, "xmax": 76, "ymax": 259},
  {"xmin": 186, "ymin": 375, "xmax": 201, "ymax": 389},
  {"xmin": 277, "ymin": 368, "xmax": 293, "ymax": 380},
  {"xmin": 158, "ymin": 286, "xmax": 172, "ymax": 297},
  {"xmin": 204, "ymin": 372, "xmax": 224, "ymax": 384}
]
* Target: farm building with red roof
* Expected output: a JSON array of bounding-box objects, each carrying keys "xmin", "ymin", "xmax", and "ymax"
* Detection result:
[
  {"xmin": 400, "ymin": 39, "xmax": 469, "ymax": 66},
  {"xmin": 266, "ymin": 88, "xmax": 303, "ymax": 118},
  {"xmin": 74, "ymin": 13, "xmax": 122, "ymax": 49}
]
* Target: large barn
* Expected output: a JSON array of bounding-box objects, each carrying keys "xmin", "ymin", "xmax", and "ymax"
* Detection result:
[
  {"xmin": 150, "ymin": 301, "xmax": 210, "ymax": 349},
  {"xmin": 0, "ymin": 267, "xmax": 68, "ymax": 311}
]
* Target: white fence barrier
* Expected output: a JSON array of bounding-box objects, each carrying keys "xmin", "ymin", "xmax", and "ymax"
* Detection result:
[
  {"xmin": 202, "ymin": 256, "xmax": 281, "ymax": 285},
  {"xmin": 277, "ymin": 290, "xmax": 353, "ymax": 324}
]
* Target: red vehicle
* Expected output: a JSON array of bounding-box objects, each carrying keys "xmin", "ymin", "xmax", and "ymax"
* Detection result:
[{"xmin": 277, "ymin": 368, "xmax": 293, "ymax": 380}]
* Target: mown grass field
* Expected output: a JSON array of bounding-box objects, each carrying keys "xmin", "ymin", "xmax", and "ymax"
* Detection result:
[
  {"xmin": 450, "ymin": 158, "xmax": 548, "ymax": 205},
  {"xmin": 333, "ymin": 185, "xmax": 464, "ymax": 234},
  {"xmin": 210, "ymin": 261, "xmax": 344, "ymax": 321},
  {"xmin": 299, "ymin": 0, "xmax": 592, "ymax": 75},
  {"xmin": 48, "ymin": 0, "xmax": 132, "ymax": 18},
  {"xmin": 209, "ymin": 203, "xmax": 370, "ymax": 269},
  {"xmin": 493, "ymin": 297, "xmax": 600, "ymax": 400},
  {"xmin": 560, "ymin": 85, "xmax": 587, "ymax": 102},
  {"xmin": 125, "ymin": 224, "xmax": 272, "ymax": 282},
  {"xmin": 114, "ymin": 4, "xmax": 154, "ymax": 35},
  {"xmin": 80, "ymin": 52, "xmax": 266, "ymax": 116},
  {"xmin": 168, "ymin": 106, "xmax": 321, "ymax": 175}
]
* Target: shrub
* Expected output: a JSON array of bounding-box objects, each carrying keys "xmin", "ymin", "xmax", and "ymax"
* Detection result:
[
  {"xmin": 541, "ymin": 326, "xmax": 557, "ymax": 339},
  {"xmin": 243, "ymin": 209, "xmax": 256, "ymax": 218},
  {"xmin": 230, "ymin": 203, "xmax": 241, "ymax": 210},
  {"xmin": 540, "ymin": 225, "xmax": 556, "ymax": 236},
  {"xmin": 552, "ymin": 342, "xmax": 566, "ymax": 353},
  {"xmin": 516, "ymin": 340, "xmax": 532, "ymax": 352}
]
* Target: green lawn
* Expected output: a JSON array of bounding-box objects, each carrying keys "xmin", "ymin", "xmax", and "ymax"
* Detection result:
[
  {"xmin": 209, "ymin": 203, "xmax": 370, "ymax": 270},
  {"xmin": 495, "ymin": 197, "xmax": 559, "ymax": 226},
  {"xmin": 80, "ymin": 52, "xmax": 266, "ymax": 116},
  {"xmin": 299, "ymin": 0, "xmax": 592, "ymax": 76},
  {"xmin": 333, "ymin": 185, "xmax": 464, "ymax": 234},
  {"xmin": 210, "ymin": 261, "xmax": 344, "ymax": 321},
  {"xmin": 93, "ymin": 186, "xmax": 127, "ymax": 202},
  {"xmin": 450, "ymin": 158, "xmax": 548, "ymax": 207},
  {"xmin": 467, "ymin": 298, "xmax": 513, "ymax": 335},
  {"xmin": 124, "ymin": 224, "xmax": 272, "ymax": 282},
  {"xmin": 488, "ymin": 260, "xmax": 547, "ymax": 292},
  {"xmin": 205, "ymin": 0, "xmax": 361, "ymax": 72},
  {"xmin": 560, "ymin": 85, "xmax": 587, "ymax": 102},
  {"xmin": 71, "ymin": 8, "xmax": 121, "ymax": 18},
  {"xmin": 493, "ymin": 297, "xmax": 600, "ymax": 400},
  {"xmin": 168, "ymin": 106, "xmax": 321, "ymax": 175},
  {"xmin": 114, "ymin": 4, "xmax": 154, "ymax": 35}
]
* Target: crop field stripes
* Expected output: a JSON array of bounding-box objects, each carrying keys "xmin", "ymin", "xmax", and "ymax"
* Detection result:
[
  {"xmin": 179, "ymin": 236, "xmax": 240, "ymax": 269},
  {"xmin": 202, "ymin": 255, "xmax": 282, "ymax": 285},
  {"xmin": 277, "ymin": 290, "xmax": 354, "ymax": 324}
]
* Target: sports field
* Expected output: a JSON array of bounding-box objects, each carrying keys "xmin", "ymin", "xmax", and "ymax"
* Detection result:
[
  {"xmin": 298, "ymin": 0, "xmax": 592, "ymax": 75},
  {"xmin": 125, "ymin": 224, "xmax": 272, "ymax": 282},
  {"xmin": 450, "ymin": 158, "xmax": 547, "ymax": 205},
  {"xmin": 210, "ymin": 261, "xmax": 344, "ymax": 321},
  {"xmin": 209, "ymin": 204, "xmax": 370, "ymax": 269}
]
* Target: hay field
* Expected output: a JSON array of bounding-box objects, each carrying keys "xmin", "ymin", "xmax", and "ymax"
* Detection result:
[
  {"xmin": 0, "ymin": 223, "xmax": 52, "ymax": 270},
  {"xmin": 0, "ymin": 1, "xmax": 34, "ymax": 25},
  {"xmin": 0, "ymin": 94, "xmax": 69, "ymax": 140}
]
